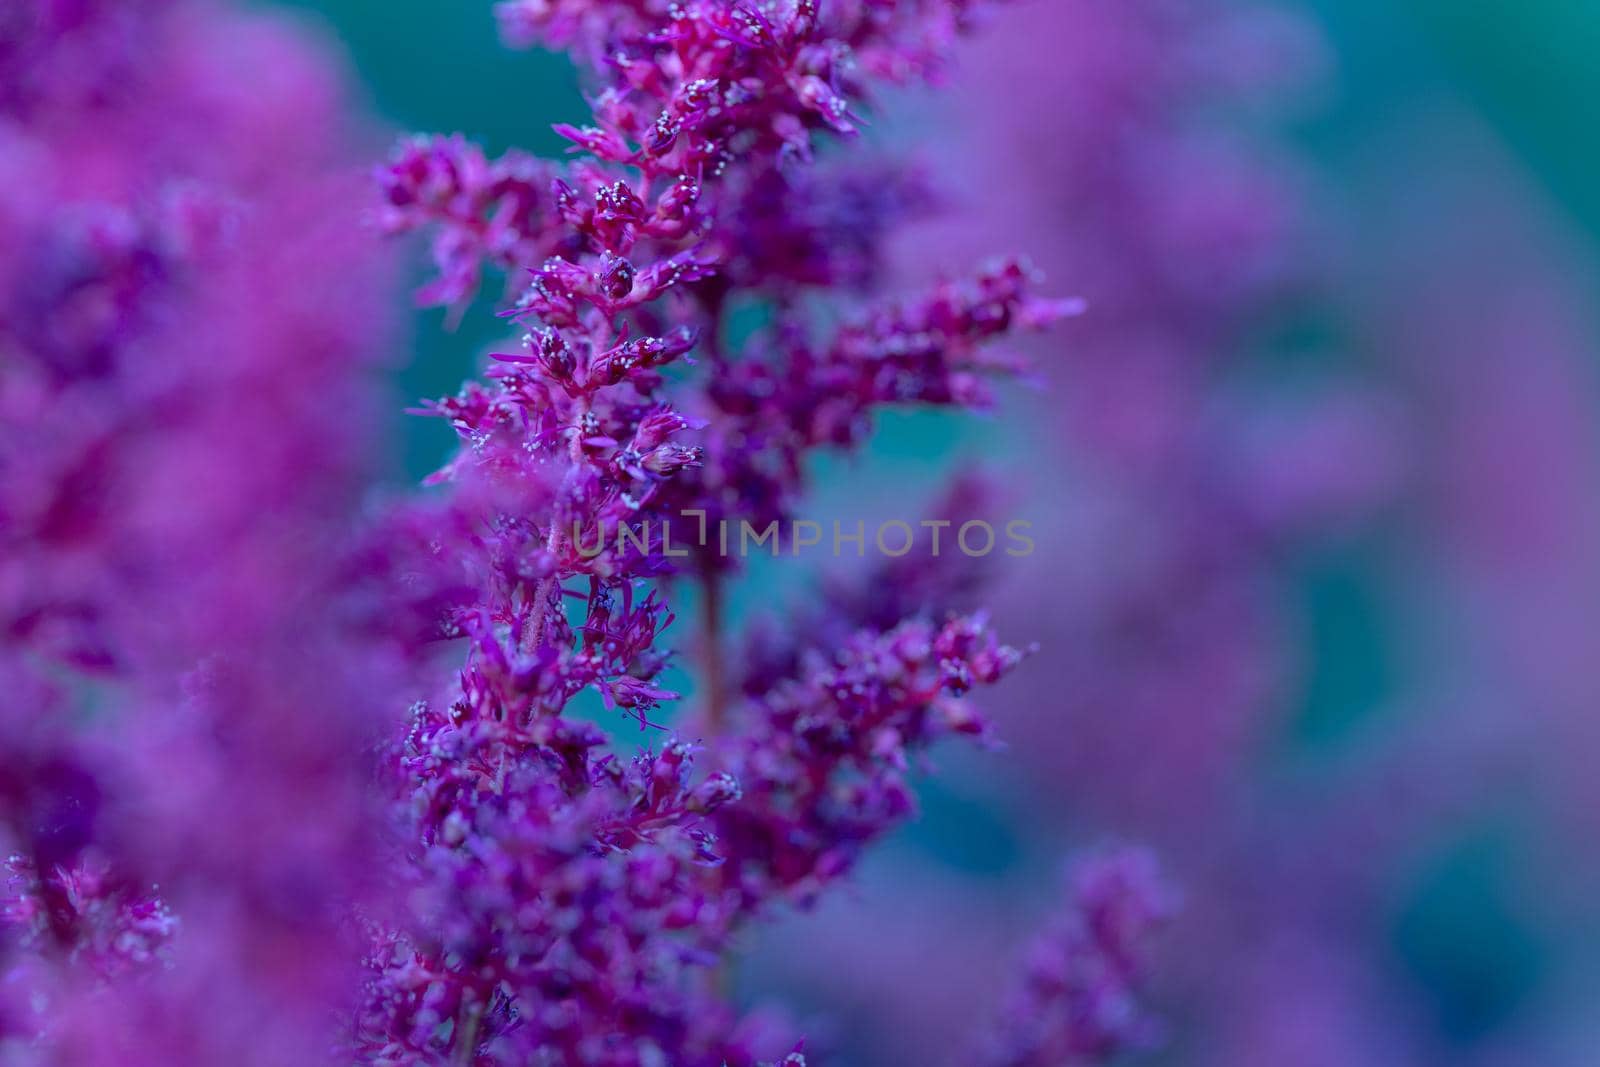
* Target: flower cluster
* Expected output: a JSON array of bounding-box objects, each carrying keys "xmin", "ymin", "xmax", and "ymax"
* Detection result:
[
  {"xmin": 2, "ymin": 853, "xmax": 177, "ymax": 980},
  {"xmin": 378, "ymin": 137, "xmax": 561, "ymax": 308},
  {"xmin": 978, "ymin": 849, "xmax": 1177, "ymax": 1067},
  {"xmin": 358, "ymin": 731, "xmax": 748, "ymax": 1062},
  {"xmin": 361, "ymin": 0, "xmax": 1113, "ymax": 1063},
  {"xmin": 710, "ymin": 615, "xmax": 1020, "ymax": 911},
  {"xmin": 495, "ymin": 0, "xmax": 986, "ymax": 139},
  {"xmin": 673, "ymin": 258, "xmax": 1066, "ymax": 562},
  {"xmin": 359, "ymin": 610, "xmax": 1024, "ymax": 1063},
  {"xmin": 380, "ymin": 0, "xmax": 968, "ymax": 311}
]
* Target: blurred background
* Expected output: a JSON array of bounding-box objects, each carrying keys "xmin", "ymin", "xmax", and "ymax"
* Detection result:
[{"xmin": 256, "ymin": 1, "xmax": 1600, "ymax": 1063}]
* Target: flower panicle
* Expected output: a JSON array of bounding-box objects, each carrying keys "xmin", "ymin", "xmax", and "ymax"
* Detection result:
[
  {"xmin": 709, "ymin": 614, "xmax": 1025, "ymax": 909},
  {"xmin": 363, "ymin": 0, "xmax": 1087, "ymax": 1062},
  {"xmin": 979, "ymin": 847, "xmax": 1179, "ymax": 1067}
]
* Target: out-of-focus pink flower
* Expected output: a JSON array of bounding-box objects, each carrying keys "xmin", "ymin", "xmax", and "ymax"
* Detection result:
[
  {"xmin": 0, "ymin": 0, "xmax": 399, "ymax": 1061},
  {"xmin": 977, "ymin": 848, "xmax": 1177, "ymax": 1067}
]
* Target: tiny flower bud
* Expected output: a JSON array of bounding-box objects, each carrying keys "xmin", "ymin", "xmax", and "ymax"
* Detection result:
[{"xmin": 598, "ymin": 252, "xmax": 636, "ymax": 301}]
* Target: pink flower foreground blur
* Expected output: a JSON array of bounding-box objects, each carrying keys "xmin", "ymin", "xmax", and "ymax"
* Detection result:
[{"xmin": 0, "ymin": 0, "xmax": 396, "ymax": 1061}]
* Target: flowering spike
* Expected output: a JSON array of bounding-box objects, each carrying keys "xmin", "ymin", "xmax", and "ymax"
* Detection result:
[
  {"xmin": 978, "ymin": 849, "xmax": 1178, "ymax": 1067},
  {"xmin": 360, "ymin": 0, "xmax": 1093, "ymax": 1060}
]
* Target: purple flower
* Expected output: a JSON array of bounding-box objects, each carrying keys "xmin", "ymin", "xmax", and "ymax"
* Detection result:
[
  {"xmin": 978, "ymin": 849, "xmax": 1177, "ymax": 1067},
  {"xmin": 362, "ymin": 0, "xmax": 1098, "ymax": 1062},
  {"xmin": 708, "ymin": 615, "xmax": 1023, "ymax": 910},
  {"xmin": 0, "ymin": 0, "xmax": 399, "ymax": 1060},
  {"xmin": 378, "ymin": 135, "xmax": 561, "ymax": 308}
]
